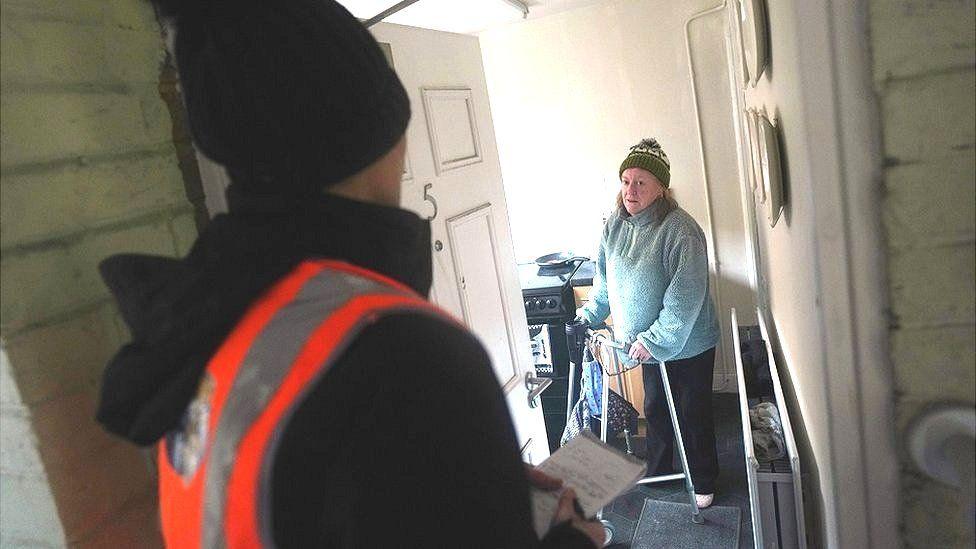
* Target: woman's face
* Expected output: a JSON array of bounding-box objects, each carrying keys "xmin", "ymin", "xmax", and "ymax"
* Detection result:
[{"xmin": 620, "ymin": 167, "xmax": 664, "ymax": 215}]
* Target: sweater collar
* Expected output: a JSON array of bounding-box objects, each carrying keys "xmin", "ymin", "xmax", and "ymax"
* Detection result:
[{"xmin": 621, "ymin": 197, "xmax": 671, "ymax": 228}]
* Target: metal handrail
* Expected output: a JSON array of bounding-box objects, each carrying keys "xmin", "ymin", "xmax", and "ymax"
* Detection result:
[{"xmin": 732, "ymin": 308, "xmax": 765, "ymax": 549}]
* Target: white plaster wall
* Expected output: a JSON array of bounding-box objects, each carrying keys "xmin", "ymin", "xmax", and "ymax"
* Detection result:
[
  {"xmin": 735, "ymin": 0, "xmax": 894, "ymax": 546},
  {"xmin": 479, "ymin": 0, "xmax": 755, "ymax": 389},
  {"xmin": 738, "ymin": 0, "xmax": 842, "ymax": 542},
  {"xmin": 481, "ymin": 0, "xmax": 713, "ymax": 262},
  {"xmin": 0, "ymin": 346, "xmax": 66, "ymax": 548},
  {"xmin": 742, "ymin": 1, "xmax": 835, "ymax": 539}
]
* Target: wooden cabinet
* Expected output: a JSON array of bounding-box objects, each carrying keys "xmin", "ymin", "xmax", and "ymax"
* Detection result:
[
  {"xmin": 573, "ymin": 285, "xmax": 645, "ymax": 417},
  {"xmin": 572, "ymin": 286, "xmax": 591, "ymax": 309}
]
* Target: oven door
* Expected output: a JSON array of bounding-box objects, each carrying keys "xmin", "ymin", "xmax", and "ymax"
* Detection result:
[{"xmin": 527, "ymin": 323, "xmax": 576, "ymax": 453}]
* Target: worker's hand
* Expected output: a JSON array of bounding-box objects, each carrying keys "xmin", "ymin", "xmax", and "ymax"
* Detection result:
[
  {"xmin": 531, "ymin": 468, "xmax": 603, "ymax": 546},
  {"xmin": 525, "ymin": 464, "xmax": 563, "ymax": 491},
  {"xmin": 553, "ymin": 488, "xmax": 606, "ymax": 548},
  {"xmin": 628, "ymin": 340, "xmax": 652, "ymax": 363}
]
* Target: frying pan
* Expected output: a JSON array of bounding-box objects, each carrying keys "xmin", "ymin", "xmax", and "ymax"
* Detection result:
[{"xmin": 534, "ymin": 252, "xmax": 590, "ymax": 267}]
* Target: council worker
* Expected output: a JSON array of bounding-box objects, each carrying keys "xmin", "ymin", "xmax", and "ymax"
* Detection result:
[
  {"xmin": 95, "ymin": 0, "xmax": 603, "ymax": 546},
  {"xmin": 577, "ymin": 138, "xmax": 721, "ymax": 508}
]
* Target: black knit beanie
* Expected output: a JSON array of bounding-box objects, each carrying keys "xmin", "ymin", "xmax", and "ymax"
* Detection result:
[{"xmin": 154, "ymin": 0, "xmax": 411, "ymax": 196}]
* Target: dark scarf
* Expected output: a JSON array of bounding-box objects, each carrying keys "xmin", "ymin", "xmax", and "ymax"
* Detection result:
[{"xmin": 96, "ymin": 185, "xmax": 432, "ymax": 445}]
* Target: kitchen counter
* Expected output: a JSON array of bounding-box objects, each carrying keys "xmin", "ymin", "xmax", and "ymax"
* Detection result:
[{"xmin": 570, "ymin": 260, "xmax": 596, "ymax": 287}]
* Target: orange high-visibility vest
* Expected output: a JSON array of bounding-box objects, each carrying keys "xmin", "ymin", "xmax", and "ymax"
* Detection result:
[{"xmin": 157, "ymin": 259, "xmax": 454, "ymax": 548}]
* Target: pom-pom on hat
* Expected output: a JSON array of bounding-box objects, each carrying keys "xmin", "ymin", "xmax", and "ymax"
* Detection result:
[
  {"xmin": 153, "ymin": 0, "xmax": 411, "ymax": 196},
  {"xmin": 619, "ymin": 138, "xmax": 671, "ymax": 187}
]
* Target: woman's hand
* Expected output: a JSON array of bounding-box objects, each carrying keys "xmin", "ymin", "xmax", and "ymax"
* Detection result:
[{"xmin": 628, "ymin": 341, "xmax": 652, "ymax": 363}]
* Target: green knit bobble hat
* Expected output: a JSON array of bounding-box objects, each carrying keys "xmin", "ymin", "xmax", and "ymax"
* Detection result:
[{"xmin": 619, "ymin": 138, "xmax": 671, "ymax": 187}]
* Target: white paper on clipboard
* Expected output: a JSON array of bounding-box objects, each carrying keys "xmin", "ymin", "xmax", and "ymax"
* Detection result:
[{"xmin": 531, "ymin": 431, "xmax": 647, "ymax": 538}]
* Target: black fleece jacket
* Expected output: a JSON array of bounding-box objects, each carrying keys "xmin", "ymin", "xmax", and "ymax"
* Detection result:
[{"xmin": 96, "ymin": 187, "xmax": 592, "ymax": 548}]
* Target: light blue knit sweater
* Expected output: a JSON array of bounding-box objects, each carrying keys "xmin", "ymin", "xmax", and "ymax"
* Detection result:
[{"xmin": 577, "ymin": 200, "xmax": 720, "ymax": 362}]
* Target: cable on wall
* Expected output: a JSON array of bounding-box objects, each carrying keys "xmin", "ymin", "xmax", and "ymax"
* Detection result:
[{"xmin": 684, "ymin": 1, "xmax": 733, "ymax": 391}]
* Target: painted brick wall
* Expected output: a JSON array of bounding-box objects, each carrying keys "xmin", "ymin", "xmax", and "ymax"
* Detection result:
[
  {"xmin": 1, "ymin": 348, "xmax": 65, "ymax": 547},
  {"xmin": 0, "ymin": 1, "xmax": 200, "ymax": 546},
  {"xmin": 869, "ymin": 1, "xmax": 976, "ymax": 547}
]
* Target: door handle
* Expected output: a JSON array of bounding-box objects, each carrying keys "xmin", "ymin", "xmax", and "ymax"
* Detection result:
[
  {"xmin": 525, "ymin": 372, "xmax": 553, "ymax": 409},
  {"xmin": 423, "ymin": 183, "xmax": 438, "ymax": 221}
]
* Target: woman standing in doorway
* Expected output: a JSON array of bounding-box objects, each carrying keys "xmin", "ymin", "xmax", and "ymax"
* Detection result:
[{"xmin": 576, "ymin": 138, "xmax": 721, "ymax": 508}]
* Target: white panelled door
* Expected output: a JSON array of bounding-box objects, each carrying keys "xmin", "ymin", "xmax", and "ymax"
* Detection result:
[{"xmin": 371, "ymin": 23, "xmax": 550, "ymax": 463}]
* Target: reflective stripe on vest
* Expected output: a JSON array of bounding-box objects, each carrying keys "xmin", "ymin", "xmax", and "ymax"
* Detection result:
[{"xmin": 157, "ymin": 260, "xmax": 454, "ymax": 548}]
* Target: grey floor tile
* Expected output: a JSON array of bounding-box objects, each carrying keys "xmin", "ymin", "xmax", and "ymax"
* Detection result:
[{"xmin": 605, "ymin": 393, "xmax": 754, "ymax": 548}]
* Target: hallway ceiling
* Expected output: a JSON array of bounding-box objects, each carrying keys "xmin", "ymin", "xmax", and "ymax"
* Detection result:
[{"xmin": 339, "ymin": 0, "xmax": 607, "ymax": 35}]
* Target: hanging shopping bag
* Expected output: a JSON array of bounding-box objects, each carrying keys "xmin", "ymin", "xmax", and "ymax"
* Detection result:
[{"xmin": 561, "ymin": 351, "xmax": 638, "ymax": 446}]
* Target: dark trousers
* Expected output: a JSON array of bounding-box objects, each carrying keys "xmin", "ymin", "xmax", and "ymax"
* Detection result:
[{"xmin": 642, "ymin": 347, "xmax": 719, "ymax": 494}]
